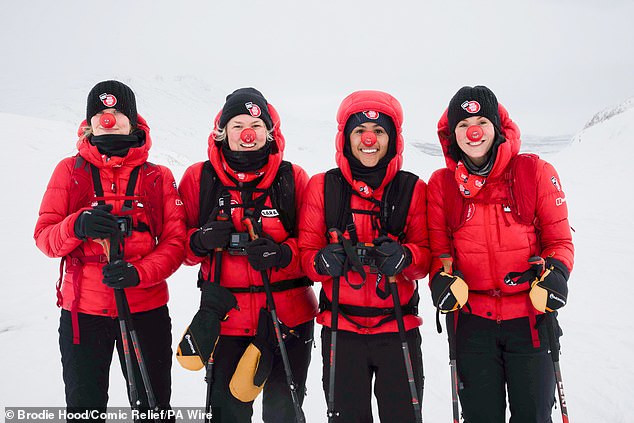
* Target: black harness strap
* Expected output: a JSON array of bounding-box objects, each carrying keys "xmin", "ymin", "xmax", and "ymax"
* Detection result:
[
  {"xmin": 221, "ymin": 277, "xmax": 313, "ymax": 294},
  {"xmin": 324, "ymin": 168, "xmax": 419, "ymax": 242},
  {"xmin": 319, "ymin": 288, "xmax": 419, "ymax": 330},
  {"xmin": 89, "ymin": 163, "xmax": 148, "ymax": 233},
  {"xmin": 198, "ymin": 160, "xmax": 296, "ymax": 234}
]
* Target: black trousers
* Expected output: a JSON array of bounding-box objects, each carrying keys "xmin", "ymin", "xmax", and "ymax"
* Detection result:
[
  {"xmin": 209, "ymin": 320, "xmax": 314, "ymax": 423},
  {"xmin": 320, "ymin": 327, "xmax": 424, "ymax": 423},
  {"xmin": 58, "ymin": 306, "xmax": 173, "ymax": 422},
  {"xmin": 455, "ymin": 313, "xmax": 558, "ymax": 423}
]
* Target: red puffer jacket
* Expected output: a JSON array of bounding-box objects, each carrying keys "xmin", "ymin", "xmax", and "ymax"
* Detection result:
[
  {"xmin": 427, "ymin": 105, "xmax": 574, "ymax": 322},
  {"xmin": 299, "ymin": 90, "xmax": 431, "ymax": 335},
  {"xmin": 179, "ymin": 103, "xmax": 318, "ymax": 337},
  {"xmin": 34, "ymin": 116, "xmax": 186, "ymax": 317}
]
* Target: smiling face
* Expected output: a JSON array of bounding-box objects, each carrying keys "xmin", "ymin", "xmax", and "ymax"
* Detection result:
[
  {"xmin": 226, "ymin": 114, "xmax": 268, "ymax": 151},
  {"xmin": 454, "ymin": 116, "xmax": 496, "ymax": 166},
  {"xmin": 349, "ymin": 122, "xmax": 390, "ymax": 167},
  {"xmin": 90, "ymin": 108, "xmax": 131, "ymax": 136}
]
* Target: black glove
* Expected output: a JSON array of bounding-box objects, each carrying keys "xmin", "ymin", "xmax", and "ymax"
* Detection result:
[
  {"xmin": 74, "ymin": 204, "xmax": 119, "ymax": 240},
  {"xmin": 245, "ymin": 238, "xmax": 292, "ymax": 271},
  {"xmin": 530, "ymin": 257, "xmax": 569, "ymax": 312},
  {"xmin": 200, "ymin": 280, "xmax": 239, "ymax": 315},
  {"xmin": 370, "ymin": 236, "xmax": 412, "ymax": 276},
  {"xmin": 252, "ymin": 308, "xmax": 278, "ymax": 386},
  {"xmin": 314, "ymin": 243, "xmax": 347, "ymax": 277},
  {"xmin": 190, "ymin": 219, "xmax": 235, "ymax": 256},
  {"xmin": 102, "ymin": 259, "xmax": 140, "ymax": 289},
  {"xmin": 177, "ymin": 283, "xmax": 238, "ymax": 369},
  {"xmin": 430, "ymin": 269, "xmax": 468, "ymax": 312}
]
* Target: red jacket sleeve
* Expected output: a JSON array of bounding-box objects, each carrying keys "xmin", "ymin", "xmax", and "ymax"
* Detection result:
[
  {"xmin": 34, "ymin": 158, "xmax": 84, "ymax": 258},
  {"xmin": 298, "ymin": 173, "xmax": 328, "ymax": 283},
  {"xmin": 267, "ymin": 164, "xmax": 310, "ymax": 278},
  {"xmin": 178, "ymin": 162, "xmax": 206, "ymax": 267},
  {"xmin": 134, "ymin": 165, "xmax": 187, "ymax": 286},
  {"xmin": 400, "ymin": 179, "xmax": 431, "ymax": 282},
  {"xmin": 535, "ymin": 160, "xmax": 574, "ymax": 272},
  {"xmin": 426, "ymin": 169, "xmax": 452, "ymax": 277}
]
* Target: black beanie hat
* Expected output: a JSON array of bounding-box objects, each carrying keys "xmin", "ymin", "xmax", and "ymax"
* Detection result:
[
  {"xmin": 218, "ymin": 87, "xmax": 273, "ymax": 130},
  {"xmin": 86, "ymin": 80, "xmax": 137, "ymax": 126},
  {"xmin": 447, "ymin": 85, "xmax": 499, "ymax": 134},
  {"xmin": 343, "ymin": 111, "xmax": 396, "ymax": 141}
]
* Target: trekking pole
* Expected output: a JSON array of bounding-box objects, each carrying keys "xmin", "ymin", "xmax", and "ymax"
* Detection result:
[
  {"xmin": 243, "ymin": 217, "xmax": 306, "ymax": 423},
  {"xmin": 105, "ymin": 230, "xmax": 160, "ymax": 421},
  {"xmin": 387, "ymin": 274, "xmax": 422, "ymax": 422},
  {"xmin": 439, "ymin": 254, "xmax": 460, "ymax": 423},
  {"xmin": 528, "ymin": 258, "xmax": 570, "ymax": 423},
  {"xmin": 548, "ymin": 316, "xmax": 570, "ymax": 423},
  {"xmin": 325, "ymin": 228, "xmax": 342, "ymax": 423},
  {"xmin": 504, "ymin": 256, "xmax": 570, "ymax": 423},
  {"xmin": 204, "ymin": 194, "xmax": 232, "ymax": 423}
]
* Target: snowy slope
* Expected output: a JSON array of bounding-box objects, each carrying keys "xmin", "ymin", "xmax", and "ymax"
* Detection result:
[{"xmin": 1, "ymin": 93, "xmax": 632, "ymax": 421}]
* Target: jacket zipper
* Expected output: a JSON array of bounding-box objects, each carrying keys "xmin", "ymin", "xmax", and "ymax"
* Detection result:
[{"xmin": 483, "ymin": 205, "xmax": 502, "ymax": 323}]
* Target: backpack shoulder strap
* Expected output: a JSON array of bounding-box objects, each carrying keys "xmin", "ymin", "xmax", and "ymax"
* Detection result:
[
  {"xmin": 381, "ymin": 170, "xmax": 419, "ymax": 240},
  {"xmin": 269, "ymin": 161, "xmax": 297, "ymax": 236},
  {"xmin": 324, "ymin": 168, "xmax": 352, "ymax": 233},
  {"xmin": 198, "ymin": 160, "xmax": 224, "ymax": 227}
]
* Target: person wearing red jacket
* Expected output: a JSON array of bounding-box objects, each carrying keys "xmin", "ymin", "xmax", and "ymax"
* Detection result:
[
  {"xmin": 178, "ymin": 87, "xmax": 318, "ymax": 422},
  {"xmin": 299, "ymin": 90, "xmax": 430, "ymax": 422},
  {"xmin": 427, "ymin": 85, "xmax": 574, "ymax": 422},
  {"xmin": 34, "ymin": 80, "xmax": 186, "ymax": 420}
]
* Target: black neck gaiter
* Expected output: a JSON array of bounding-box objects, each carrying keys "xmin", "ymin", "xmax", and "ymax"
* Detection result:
[
  {"xmin": 90, "ymin": 130, "xmax": 145, "ymax": 157},
  {"xmin": 221, "ymin": 142, "xmax": 271, "ymax": 172},
  {"xmin": 344, "ymin": 133, "xmax": 396, "ymax": 189}
]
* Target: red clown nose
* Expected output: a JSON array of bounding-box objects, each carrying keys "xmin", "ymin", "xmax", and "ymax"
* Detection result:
[
  {"xmin": 240, "ymin": 128, "xmax": 257, "ymax": 143},
  {"xmin": 99, "ymin": 113, "xmax": 116, "ymax": 128},
  {"xmin": 466, "ymin": 125, "xmax": 483, "ymax": 142},
  {"xmin": 360, "ymin": 131, "xmax": 377, "ymax": 147}
]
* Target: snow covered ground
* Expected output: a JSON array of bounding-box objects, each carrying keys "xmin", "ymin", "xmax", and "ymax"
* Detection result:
[{"xmin": 2, "ymin": 1, "xmax": 634, "ymax": 421}]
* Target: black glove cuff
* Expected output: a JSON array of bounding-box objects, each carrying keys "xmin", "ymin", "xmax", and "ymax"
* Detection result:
[
  {"xmin": 403, "ymin": 245, "xmax": 413, "ymax": 269},
  {"xmin": 278, "ymin": 243, "xmax": 292, "ymax": 269},
  {"xmin": 73, "ymin": 214, "xmax": 86, "ymax": 240},
  {"xmin": 545, "ymin": 257, "xmax": 570, "ymax": 281},
  {"xmin": 190, "ymin": 230, "xmax": 209, "ymax": 257}
]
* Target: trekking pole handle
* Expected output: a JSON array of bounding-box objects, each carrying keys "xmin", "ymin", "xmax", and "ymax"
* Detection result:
[
  {"xmin": 528, "ymin": 256, "xmax": 546, "ymax": 276},
  {"xmin": 439, "ymin": 254, "xmax": 453, "ymax": 275},
  {"xmin": 243, "ymin": 216, "xmax": 259, "ymax": 241},
  {"xmin": 504, "ymin": 256, "xmax": 546, "ymax": 287}
]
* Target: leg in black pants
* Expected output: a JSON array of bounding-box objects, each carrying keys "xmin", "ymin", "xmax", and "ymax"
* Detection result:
[
  {"xmin": 321, "ymin": 327, "xmax": 424, "ymax": 423},
  {"xmin": 59, "ymin": 310, "xmax": 117, "ymax": 422},
  {"xmin": 60, "ymin": 306, "xmax": 174, "ymax": 423},
  {"xmin": 114, "ymin": 305, "xmax": 174, "ymax": 421},
  {"xmin": 456, "ymin": 314, "xmax": 556, "ymax": 423},
  {"xmin": 262, "ymin": 320, "xmax": 314, "ymax": 423},
  {"xmin": 210, "ymin": 321, "xmax": 314, "ymax": 423}
]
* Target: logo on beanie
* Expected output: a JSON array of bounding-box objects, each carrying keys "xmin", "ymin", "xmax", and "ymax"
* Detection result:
[
  {"xmin": 99, "ymin": 93, "xmax": 117, "ymax": 108},
  {"xmin": 245, "ymin": 102, "xmax": 261, "ymax": 118},
  {"xmin": 461, "ymin": 100, "xmax": 481, "ymax": 114},
  {"xmin": 363, "ymin": 111, "xmax": 380, "ymax": 119}
]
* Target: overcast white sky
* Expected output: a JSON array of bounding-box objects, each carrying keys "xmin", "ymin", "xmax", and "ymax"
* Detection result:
[{"xmin": 1, "ymin": 0, "xmax": 633, "ymax": 142}]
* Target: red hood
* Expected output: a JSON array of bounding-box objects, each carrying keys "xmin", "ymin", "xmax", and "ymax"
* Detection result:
[
  {"xmin": 437, "ymin": 104, "xmax": 521, "ymax": 179},
  {"xmin": 75, "ymin": 114, "xmax": 151, "ymax": 169},
  {"xmin": 335, "ymin": 90, "xmax": 404, "ymax": 189},
  {"xmin": 207, "ymin": 103, "xmax": 285, "ymax": 189}
]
